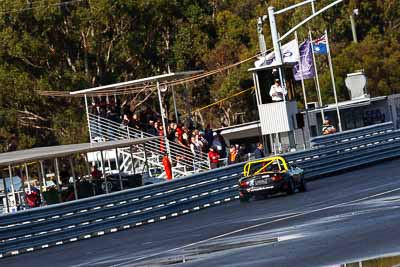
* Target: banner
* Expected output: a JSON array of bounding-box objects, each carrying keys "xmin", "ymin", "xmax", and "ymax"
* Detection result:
[
  {"xmin": 293, "ymin": 40, "xmax": 315, "ymax": 81},
  {"xmin": 254, "ymin": 39, "xmax": 299, "ymax": 68}
]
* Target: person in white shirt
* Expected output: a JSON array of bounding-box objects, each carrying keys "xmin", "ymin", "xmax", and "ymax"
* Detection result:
[{"xmin": 269, "ymin": 79, "xmax": 287, "ymax": 102}]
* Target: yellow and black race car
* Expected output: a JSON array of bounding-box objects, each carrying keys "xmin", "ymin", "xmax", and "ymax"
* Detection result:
[{"xmin": 238, "ymin": 156, "xmax": 306, "ymax": 202}]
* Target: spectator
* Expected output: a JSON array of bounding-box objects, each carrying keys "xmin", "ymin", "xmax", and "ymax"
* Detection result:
[
  {"xmin": 254, "ymin": 143, "xmax": 265, "ymax": 159},
  {"xmin": 147, "ymin": 120, "xmax": 157, "ymax": 136},
  {"xmin": 25, "ymin": 185, "xmax": 41, "ymax": 208},
  {"xmin": 236, "ymin": 144, "xmax": 248, "ymax": 162},
  {"xmin": 91, "ymin": 97, "xmax": 100, "ymax": 115},
  {"xmin": 204, "ymin": 124, "xmax": 213, "ymax": 147},
  {"xmin": 162, "ymin": 154, "xmax": 172, "ymax": 180},
  {"xmin": 212, "ymin": 131, "xmax": 227, "ymax": 159},
  {"xmin": 269, "ymin": 79, "xmax": 287, "ymax": 102},
  {"xmin": 228, "ymin": 145, "xmax": 238, "ymax": 164},
  {"xmin": 182, "ymin": 129, "xmax": 190, "ymax": 147},
  {"xmin": 159, "ymin": 125, "xmax": 165, "ymax": 153},
  {"xmin": 122, "ymin": 114, "xmax": 130, "ymax": 127},
  {"xmin": 107, "ymin": 106, "xmax": 120, "ymax": 123},
  {"xmin": 322, "ymin": 119, "xmax": 337, "ymax": 135},
  {"xmin": 59, "ymin": 167, "xmax": 70, "ymax": 186},
  {"xmin": 216, "ymin": 130, "xmax": 227, "ymax": 158},
  {"xmin": 190, "ymin": 136, "xmax": 203, "ymax": 157},
  {"xmin": 167, "ymin": 122, "xmax": 177, "ymax": 142},
  {"xmin": 198, "ymin": 131, "xmax": 209, "ymax": 152},
  {"xmin": 129, "ymin": 113, "xmax": 141, "ymax": 130},
  {"xmin": 176, "ymin": 123, "xmax": 184, "ymax": 143},
  {"xmin": 208, "ymin": 147, "xmax": 220, "ymax": 169},
  {"xmin": 91, "ymin": 165, "xmax": 102, "ymax": 180}
]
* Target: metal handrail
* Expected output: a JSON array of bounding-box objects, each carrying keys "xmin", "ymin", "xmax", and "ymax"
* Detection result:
[{"xmin": 88, "ymin": 114, "xmax": 210, "ymax": 172}]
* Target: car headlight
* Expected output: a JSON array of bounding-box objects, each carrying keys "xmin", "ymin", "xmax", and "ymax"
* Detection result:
[{"xmin": 249, "ymin": 180, "xmax": 255, "ymax": 186}]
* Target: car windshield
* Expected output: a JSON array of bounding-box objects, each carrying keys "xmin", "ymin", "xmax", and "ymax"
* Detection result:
[{"xmin": 245, "ymin": 157, "xmax": 287, "ymax": 176}]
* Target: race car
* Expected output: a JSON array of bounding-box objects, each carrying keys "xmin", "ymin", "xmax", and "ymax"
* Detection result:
[{"xmin": 238, "ymin": 156, "xmax": 306, "ymax": 202}]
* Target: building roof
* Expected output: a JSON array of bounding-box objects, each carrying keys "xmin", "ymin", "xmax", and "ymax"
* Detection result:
[
  {"xmin": 0, "ymin": 137, "xmax": 159, "ymax": 167},
  {"xmin": 307, "ymin": 96, "xmax": 387, "ymax": 113},
  {"xmin": 70, "ymin": 71, "xmax": 203, "ymax": 96},
  {"xmin": 217, "ymin": 121, "xmax": 260, "ymax": 135}
]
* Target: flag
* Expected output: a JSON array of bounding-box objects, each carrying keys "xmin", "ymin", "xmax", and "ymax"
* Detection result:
[
  {"xmin": 312, "ymin": 34, "xmax": 327, "ymax": 54},
  {"xmin": 293, "ymin": 40, "xmax": 315, "ymax": 81},
  {"xmin": 254, "ymin": 39, "xmax": 300, "ymax": 68}
]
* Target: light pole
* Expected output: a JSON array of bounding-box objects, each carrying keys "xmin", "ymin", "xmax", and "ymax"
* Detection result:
[
  {"xmin": 266, "ymin": 0, "xmax": 344, "ymax": 136},
  {"xmin": 267, "ymin": 6, "xmax": 283, "ymax": 66},
  {"xmin": 350, "ymin": 9, "xmax": 359, "ymax": 43}
]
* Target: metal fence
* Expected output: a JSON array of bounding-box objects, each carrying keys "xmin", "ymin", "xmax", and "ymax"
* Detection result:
[
  {"xmin": 0, "ymin": 122, "xmax": 399, "ymax": 258},
  {"xmin": 88, "ymin": 113, "xmax": 210, "ymax": 175}
]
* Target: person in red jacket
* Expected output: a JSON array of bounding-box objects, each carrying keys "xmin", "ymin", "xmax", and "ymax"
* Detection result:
[
  {"xmin": 208, "ymin": 147, "xmax": 220, "ymax": 169},
  {"xmin": 162, "ymin": 154, "xmax": 173, "ymax": 180}
]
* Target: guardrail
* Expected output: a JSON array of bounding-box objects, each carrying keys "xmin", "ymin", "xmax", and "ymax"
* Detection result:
[
  {"xmin": 0, "ymin": 123, "xmax": 399, "ymax": 258},
  {"xmin": 310, "ymin": 121, "xmax": 394, "ymax": 148}
]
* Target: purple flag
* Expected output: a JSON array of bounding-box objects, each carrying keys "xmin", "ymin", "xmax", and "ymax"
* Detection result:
[{"xmin": 293, "ymin": 40, "xmax": 315, "ymax": 81}]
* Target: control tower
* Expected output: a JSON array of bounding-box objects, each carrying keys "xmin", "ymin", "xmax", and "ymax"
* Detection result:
[
  {"xmin": 249, "ymin": 63, "xmax": 299, "ymax": 154},
  {"xmin": 248, "ymin": 16, "xmax": 302, "ymax": 154}
]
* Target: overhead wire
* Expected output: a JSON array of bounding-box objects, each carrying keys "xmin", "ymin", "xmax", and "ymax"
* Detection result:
[
  {"xmin": 38, "ymin": 50, "xmax": 271, "ymax": 97},
  {"xmin": 0, "ymin": 0, "xmax": 83, "ymax": 15},
  {"xmin": 189, "ymin": 87, "xmax": 255, "ymax": 115}
]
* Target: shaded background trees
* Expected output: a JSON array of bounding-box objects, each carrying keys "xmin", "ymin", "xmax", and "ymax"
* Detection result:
[{"xmin": 0, "ymin": 0, "xmax": 399, "ymax": 150}]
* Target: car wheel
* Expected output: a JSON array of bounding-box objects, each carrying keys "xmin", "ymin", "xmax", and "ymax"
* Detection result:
[
  {"xmin": 239, "ymin": 193, "xmax": 251, "ymax": 202},
  {"xmin": 286, "ymin": 178, "xmax": 295, "ymax": 195},
  {"xmin": 101, "ymin": 181, "xmax": 113, "ymax": 193},
  {"xmin": 299, "ymin": 177, "xmax": 307, "ymax": 192}
]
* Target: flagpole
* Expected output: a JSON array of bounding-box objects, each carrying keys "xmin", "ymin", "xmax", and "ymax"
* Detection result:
[
  {"xmin": 295, "ymin": 31, "xmax": 311, "ymax": 146},
  {"xmin": 309, "ymin": 30, "xmax": 325, "ymax": 120},
  {"xmin": 325, "ymin": 29, "xmax": 343, "ymax": 132}
]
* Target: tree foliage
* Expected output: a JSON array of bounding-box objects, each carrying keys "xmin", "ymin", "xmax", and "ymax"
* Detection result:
[{"xmin": 0, "ymin": 0, "xmax": 398, "ymax": 150}]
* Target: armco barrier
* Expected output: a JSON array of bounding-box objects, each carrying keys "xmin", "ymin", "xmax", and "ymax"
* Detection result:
[
  {"xmin": 0, "ymin": 124, "xmax": 399, "ymax": 258},
  {"xmin": 0, "ymin": 165, "xmax": 242, "ymax": 227},
  {"xmin": 0, "ymin": 175, "xmax": 237, "ymax": 243},
  {"xmin": 289, "ymin": 129, "xmax": 399, "ymax": 162},
  {"xmin": 310, "ymin": 121, "xmax": 394, "ymax": 148}
]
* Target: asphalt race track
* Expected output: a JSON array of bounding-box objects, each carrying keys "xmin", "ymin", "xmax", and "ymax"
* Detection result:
[{"xmin": 2, "ymin": 159, "xmax": 400, "ymax": 267}]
